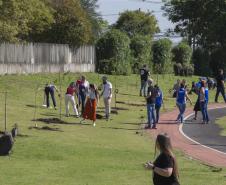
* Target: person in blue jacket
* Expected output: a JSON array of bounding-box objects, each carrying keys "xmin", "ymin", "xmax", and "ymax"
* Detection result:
[
  {"xmin": 176, "ymin": 84, "xmax": 192, "ymax": 123},
  {"xmin": 155, "ymin": 85, "xmax": 163, "ymax": 124},
  {"xmin": 199, "ymin": 80, "xmax": 209, "ymax": 124}
]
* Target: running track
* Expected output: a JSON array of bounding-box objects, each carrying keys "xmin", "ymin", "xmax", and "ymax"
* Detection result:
[{"xmin": 149, "ymin": 103, "xmax": 226, "ymax": 167}]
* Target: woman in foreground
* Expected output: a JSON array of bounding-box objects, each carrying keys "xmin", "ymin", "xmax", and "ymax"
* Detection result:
[{"xmin": 144, "ymin": 133, "xmax": 180, "ymax": 185}]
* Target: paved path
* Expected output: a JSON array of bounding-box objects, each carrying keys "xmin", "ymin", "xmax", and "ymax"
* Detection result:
[
  {"xmin": 149, "ymin": 103, "xmax": 226, "ymax": 167},
  {"xmin": 183, "ymin": 107, "xmax": 226, "ymax": 153}
]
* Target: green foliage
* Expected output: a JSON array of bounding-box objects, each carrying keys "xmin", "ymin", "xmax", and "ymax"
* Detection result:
[
  {"xmin": 130, "ymin": 34, "xmax": 152, "ymax": 73},
  {"xmin": 80, "ymin": 0, "xmax": 103, "ymax": 41},
  {"xmin": 96, "ymin": 29, "xmax": 132, "ymax": 75},
  {"xmin": 163, "ymin": 0, "xmax": 226, "ymax": 75},
  {"xmin": 152, "ymin": 38, "xmax": 172, "ymax": 74},
  {"xmin": 114, "ymin": 10, "xmax": 159, "ymax": 38},
  {"xmin": 172, "ymin": 42, "xmax": 192, "ymax": 64},
  {"xmin": 209, "ymin": 47, "xmax": 226, "ymax": 75},
  {"xmin": 0, "ymin": 0, "xmax": 54, "ymax": 42},
  {"xmin": 192, "ymin": 48, "xmax": 211, "ymax": 76},
  {"xmin": 45, "ymin": 0, "xmax": 92, "ymax": 46}
]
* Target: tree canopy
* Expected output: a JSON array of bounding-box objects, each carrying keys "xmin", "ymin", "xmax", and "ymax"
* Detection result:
[{"xmin": 114, "ymin": 10, "xmax": 159, "ymax": 38}]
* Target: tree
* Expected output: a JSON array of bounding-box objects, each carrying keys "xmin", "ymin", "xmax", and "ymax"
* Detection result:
[
  {"xmin": 114, "ymin": 10, "xmax": 159, "ymax": 38},
  {"xmin": 152, "ymin": 38, "xmax": 172, "ymax": 74},
  {"xmin": 0, "ymin": 0, "xmax": 54, "ymax": 42},
  {"xmin": 80, "ymin": 0, "xmax": 103, "ymax": 40},
  {"xmin": 96, "ymin": 29, "xmax": 132, "ymax": 75},
  {"xmin": 130, "ymin": 34, "xmax": 152, "ymax": 73},
  {"xmin": 172, "ymin": 42, "xmax": 192, "ymax": 64},
  {"xmin": 45, "ymin": 0, "xmax": 93, "ymax": 46}
]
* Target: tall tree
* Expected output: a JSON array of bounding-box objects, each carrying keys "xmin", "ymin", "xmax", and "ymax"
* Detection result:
[
  {"xmin": 0, "ymin": 0, "xmax": 54, "ymax": 42},
  {"xmin": 45, "ymin": 0, "xmax": 93, "ymax": 46},
  {"xmin": 114, "ymin": 10, "xmax": 159, "ymax": 38},
  {"xmin": 80, "ymin": 0, "xmax": 103, "ymax": 40}
]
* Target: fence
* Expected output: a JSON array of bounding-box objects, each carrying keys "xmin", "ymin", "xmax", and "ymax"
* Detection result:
[{"xmin": 0, "ymin": 43, "xmax": 95, "ymax": 74}]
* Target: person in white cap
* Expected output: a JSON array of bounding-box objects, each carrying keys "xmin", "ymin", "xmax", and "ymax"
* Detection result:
[{"xmin": 100, "ymin": 76, "xmax": 112, "ymax": 120}]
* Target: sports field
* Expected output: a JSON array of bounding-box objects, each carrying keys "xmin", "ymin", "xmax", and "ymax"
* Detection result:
[{"xmin": 0, "ymin": 73, "xmax": 225, "ymax": 185}]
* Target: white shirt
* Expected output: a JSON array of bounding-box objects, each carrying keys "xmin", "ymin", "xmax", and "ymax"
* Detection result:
[{"xmin": 102, "ymin": 81, "xmax": 112, "ymax": 98}]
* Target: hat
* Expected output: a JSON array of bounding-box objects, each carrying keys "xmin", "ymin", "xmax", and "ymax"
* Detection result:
[{"xmin": 102, "ymin": 76, "xmax": 107, "ymax": 80}]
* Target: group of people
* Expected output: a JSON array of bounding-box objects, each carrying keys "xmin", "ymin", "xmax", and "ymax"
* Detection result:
[
  {"xmin": 43, "ymin": 75, "xmax": 112, "ymax": 127},
  {"xmin": 139, "ymin": 66, "xmax": 214, "ymax": 129}
]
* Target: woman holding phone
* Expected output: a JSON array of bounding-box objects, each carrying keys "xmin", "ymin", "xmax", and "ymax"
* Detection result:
[{"xmin": 144, "ymin": 133, "xmax": 180, "ymax": 185}]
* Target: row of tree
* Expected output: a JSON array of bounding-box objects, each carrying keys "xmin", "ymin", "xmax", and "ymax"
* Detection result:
[
  {"xmin": 0, "ymin": 0, "xmax": 102, "ymax": 46},
  {"xmin": 163, "ymin": 0, "xmax": 226, "ymax": 75},
  {"xmin": 96, "ymin": 10, "xmax": 193, "ymax": 76}
]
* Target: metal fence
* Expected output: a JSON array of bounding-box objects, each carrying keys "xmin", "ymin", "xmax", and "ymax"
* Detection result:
[{"xmin": 0, "ymin": 43, "xmax": 95, "ymax": 74}]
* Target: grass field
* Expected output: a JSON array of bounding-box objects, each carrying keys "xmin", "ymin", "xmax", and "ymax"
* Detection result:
[
  {"xmin": 0, "ymin": 73, "xmax": 225, "ymax": 185},
  {"xmin": 215, "ymin": 116, "xmax": 226, "ymax": 136}
]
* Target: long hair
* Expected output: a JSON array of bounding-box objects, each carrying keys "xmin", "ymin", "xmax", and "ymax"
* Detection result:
[{"xmin": 154, "ymin": 133, "xmax": 179, "ymax": 179}]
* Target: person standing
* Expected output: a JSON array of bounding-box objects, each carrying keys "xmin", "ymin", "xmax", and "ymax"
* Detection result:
[
  {"xmin": 44, "ymin": 82, "xmax": 59, "ymax": 110},
  {"xmin": 193, "ymin": 79, "xmax": 202, "ymax": 120},
  {"xmin": 79, "ymin": 75, "xmax": 89, "ymax": 114},
  {"xmin": 200, "ymin": 81, "xmax": 209, "ymax": 124},
  {"xmin": 81, "ymin": 84, "xmax": 99, "ymax": 127},
  {"xmin": 146, "ymin": 79, "xmax": 157, "ymax": 129},
  {"xmin": 215, "ymin": 69, "xmax": 226, "ymax": 103},
  {"xmin": 155, "ymin": 85, "xmax": 163, "ymax": 124},
  {"xmin": 140, "ymin": 64, "xmax": 150, "ymax": 97},
  {"xmin": 144, "ymin": 133, "xmax": 180, "ymax": 185},
  {"xmin": 176, "ymin": 84, "xmax": 192, "ymax": 123},
  {"xmin": 172, "ymin": 79, "xmax": 180, "ymax": 98},
  {"xmin": 65, "ymin": 82, "xmax": 79, "ymax": 118},
  {"xmin": 100, "ymin": 76, "xmax": 112, "ymax": 120}
]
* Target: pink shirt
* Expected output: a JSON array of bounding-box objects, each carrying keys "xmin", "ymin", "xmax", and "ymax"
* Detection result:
[{"xmin": 66, "ymin": 86, "xmax": 76, "ymax": 95}]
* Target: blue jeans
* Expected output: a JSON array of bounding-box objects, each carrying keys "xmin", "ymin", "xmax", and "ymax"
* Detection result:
[
  {"xmin": 140, "ymin": 80, "xmax": 148, "ymax": 96},
  {"xmin": 155, "ymin": 104, "xmax": 161, "ymax": 124},
  {"xmin": 176, "ymin": 102, "xmax": 186, "ymax": 123},
  {"xmin": 200, "ymin": 101, "xmax": 209, "ymax": 122},
  {"xmin": 147, "ymin": 104, "xmax": 156, "ymax": 127}
]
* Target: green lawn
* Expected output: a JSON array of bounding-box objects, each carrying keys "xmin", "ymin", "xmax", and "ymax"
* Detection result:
[
  {"xmin": 215, "ymin": 116, "xmax": 226, "ymax": 136},
  {"xmin": 0, "ymin": 73, "xmax": 225, "ymax": 185}
]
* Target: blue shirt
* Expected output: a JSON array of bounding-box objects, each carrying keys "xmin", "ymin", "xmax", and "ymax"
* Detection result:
[
  {"xmin": 205, "ymin": 88, "xmax": 209, "ymax": 103},
  {"xmin": 155, "ymin": 89, "xmax": 163, "ymax": 106},
  {"xmin": 177, "ymin": 88, "xmax": 186, "ymax": 104}
]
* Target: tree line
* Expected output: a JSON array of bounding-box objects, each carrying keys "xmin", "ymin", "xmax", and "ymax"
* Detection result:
[
  {"xmin": 0, "ymin": 0, "xmax": 102, "ymax": 46},
  {"xmin": 96, "ymin": 10, "xmax": 193, "ymax": 76}
]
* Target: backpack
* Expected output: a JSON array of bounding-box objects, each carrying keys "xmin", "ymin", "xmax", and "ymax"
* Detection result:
[{"xmin": 0, "ymin": 132, "xmax": 14, "ymax": 156}]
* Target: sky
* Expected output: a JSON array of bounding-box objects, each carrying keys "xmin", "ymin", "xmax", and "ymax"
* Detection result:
[{"xmin": 97, "ymin": 0, "xmax": 182, "ymax": 43}]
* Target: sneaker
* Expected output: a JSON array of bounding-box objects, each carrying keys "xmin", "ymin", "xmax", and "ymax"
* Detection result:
[
  {"xmin": 80, "ymin": 119, "xmax": 85, "ymax": 124},
  {"xmin": 93, "ymin": 122, "xmax": 96, "ymax": 127},
  {"xmin": 145, "ymin": 125, "xmax": 151, "ymax": 129},
  {"xmin": 75, "ymin": 115, "xmax": 80, "ymax": 118},
  {"xmin": 152, "ymin": 125, "xmax": 157, "ymax": 129}
]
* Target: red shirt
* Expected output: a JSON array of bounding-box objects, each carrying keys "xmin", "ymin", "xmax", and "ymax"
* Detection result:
[{"xmin": 66, "ymin": 86, "xmax": 76, "ymax": 95}]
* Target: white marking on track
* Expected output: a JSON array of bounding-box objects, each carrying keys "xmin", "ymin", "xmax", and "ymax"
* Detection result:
[{"xmin": 179, "ymin": 106, "xmax": 226, "ymax": 156}]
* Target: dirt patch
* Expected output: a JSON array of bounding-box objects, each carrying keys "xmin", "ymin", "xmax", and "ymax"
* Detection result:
[{"xmin": 29, "ymin": 126, "xmax": 63, "ymax": 132}]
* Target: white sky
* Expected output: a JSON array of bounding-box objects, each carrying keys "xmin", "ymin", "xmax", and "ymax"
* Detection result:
[{"xmin": 97, "ymin": 0, "xmax": 173, "ymax": 33}]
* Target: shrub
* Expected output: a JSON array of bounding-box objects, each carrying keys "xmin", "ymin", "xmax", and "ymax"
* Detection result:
[
  {"xmin": 152, "ymin": 38, "xmax": 172, "ymax": 74},
  {"xmin": 130, "ymin": 34, "xmax": 152, "ymax": 73},
  {"xmin": 96, "ymin": 29, "xmax": 132, "ymax": 75},
  {"xmin": 172, "ymin": 42, "xmax": 192, "ymax": 64}
]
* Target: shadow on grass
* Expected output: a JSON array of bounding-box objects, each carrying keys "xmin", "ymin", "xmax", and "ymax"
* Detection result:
[
  {"xmin": 26, "ymin": 104, "xmax": 46, "ymax": 109},
  {"xmin": 32, "ymin": 117, "xmax": 95, "ymax": 125},
  {"xmin": 98, "ymin": 107, "xmax": 129, "ymax": 111},
  {"xmin": 28, "ymin": 126, "xmax": 63, "ymax": 132},
  {"xmin": 116, "ymin": 101, "xmax": 145, "ymax": 107},
  {"xmin": 118, "ymin": 93, "xmax": 138, "ymax": 97},
  {"xmin": 101, "ymin": 126, "xmax": 139, "ymax": 131}
]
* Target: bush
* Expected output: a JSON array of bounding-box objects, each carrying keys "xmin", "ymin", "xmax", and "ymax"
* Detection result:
[
  {"xmin": 192, "ymin": 48, "xmax": 211, "ymax": 76},
  {"xmin": 172, "ymin": 42, "xmax": 192, "ymax": 64},
  {"xmin": 130, "ymin": 34, "xmax": 152, "ymax": 73},
  {"xmin": 96, "ymin": 29, "xmax": 132, "ymax": 75},
  {"xmin": 152, "ymin": 38, "xmax": 172, "ymax": 74},
  {"xmin": 209, "ymin": 48, "xmax": 226, "ymax": 76},
  {"xmin": 173, "ymin": 63, "xmax": 194, "ymax": 76}
]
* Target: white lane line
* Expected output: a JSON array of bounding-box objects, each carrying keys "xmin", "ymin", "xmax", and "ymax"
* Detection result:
[{"xmin": 179, "ymin": 106, "xmax": 226, "ymax": 156}]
